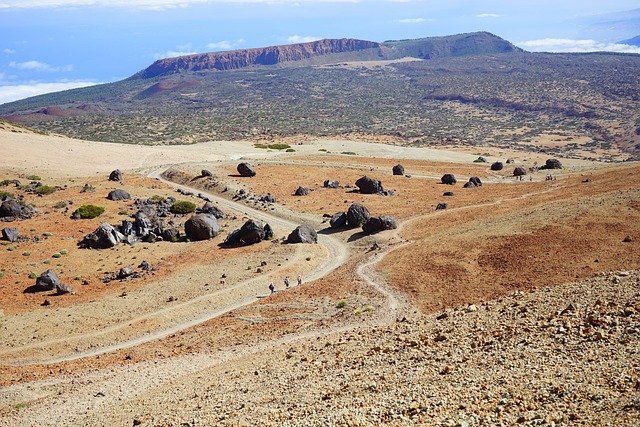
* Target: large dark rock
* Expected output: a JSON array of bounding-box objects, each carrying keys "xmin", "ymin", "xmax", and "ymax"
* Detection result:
[
  {"xmin": 34, "ymin": 269, "xmax": 60, "ymax": 292},
  {"xmin": 223, "ymin": 228, "xmax": 243, "ymax": 245},
  {"xmin": 379, "ymin": 215, "xmax": 398, "ymax": 230},
  {"xmin": 545, "ymin": 158, "xmax": 563, "ymax": 169},
  {"xmin": 79, "ymin": 223, "xmax": 124, "ymax": 249},
  {"xmin": 2, "ymin": 227, "xmax": 19, "ymax": 242},
  {"xmin": 294, "ymin": 186, "xmax": 310, "ymax": 196},
  {"xmin": 184, "ymin": 214, "xmax": 220, "ymax": 241},
  {"xmin": 441, "ymin": 174, "xmax": 457, "ymax": 185},
  {"xmin": 287, "ymin": 225, "xmax": 317, "ymax": 244},
  {"xmin": 463, "ymin": 181, "xmax": 476, "ymax": 188},
  {"xmin": 436, "ymin": 202, "xmax": 448, "ymax": 210},
  {"xmin": 362, "ymin": 217, "xmax": 383, "ymax": 234},
  {"xmin": 347, "ymin": 203, "xmax": 371, "ymax": 227},
  {"xmin": 264, "ymin": 223, "xmax": 274, "ymax": 240},
  {"xmin": 468, "ymin": 176, "xmax": 482, "ymax": 187},
  {"xmin": 239, "ymin": 219, "xmax": 266, "ymax": 244},
  {"xmin": 107, "ymin": 189, "xmax": 131, "ymax": 201},
  {"xmin": 330, "ymin": 212, "xmax": 347, "ymax": 229},
  {"xmin": 201, "ymin": 169, "xmax": 213, "ymax": 177},
  {"xmin": 0, "ymin": 200, "xmax": 21, "ymax": 218},
  {"xmin": 55, "ymin": 282, "xmax": 75, "ymax": 295},
  {"xmin": 198, "ymin": 202, "xmax": 225, "ymax": 219},
  {"xmin": 490, "ymin": 161, "xmax": 504, "ymax": 171},
  {"xmin": 392, "ymin": 164, "xmax": 405, "ymax": 176},
  {"xmin": 513, "ymin": 166, "xmax": 527, "ymax": 176},
  {"xmin": 162, "ymin": 228, "xmax": 181, "ymax": 242},
  {"xmin": 237, "ymin": 162, "xmax": 256, "ymax": 177},
  {"xmin": 355, "ymin": 176, "xmax": 383, "ymax": 194},
  {"xmin": 109, "ymin": 169, "xmax": 123, "ymax": 181},
  {"xmin": 323, "ymin": 180, "xmax": 341, "ymax": 189}
]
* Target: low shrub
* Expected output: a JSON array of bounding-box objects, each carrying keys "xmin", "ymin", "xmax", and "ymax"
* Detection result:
[
  {"xmin": 268, "ymin": 143, "xmax": 290, "ymax": 150},
  {"xmin": 170, "ymin": 200, "xmax": 196, "ymax": 214},
  {"xmin": 53, "ymin": 201, "xmax": 67, "ymax": 209},
  {"xmin": 336, "ymin": 300, "xmax": 347, "ymax": 308},
  {"xmin": 60, "ymin": 249, "xmax": 68, "ymax": 255},
  {"xmin": 26, "ymin": 175, "xmax": 41, "ymax": 181},
  {"xmin": 73, "ymin": 204, "xmax": 105, "ymax": 219},
  {"xmin": 285, "ymin": 148, "xmax": 296, "ymax": 152},
  {"xmin": 0, "ymin": 190, "xmax": 14, "ymax": 199},
  {"xmin": 35, "ymin": 185, "xmax": 57, "ymax": 195}
]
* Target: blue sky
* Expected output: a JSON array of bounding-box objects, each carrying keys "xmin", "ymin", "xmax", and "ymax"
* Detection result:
[{"xmin": 1, "ymin": 0, "xmax": 639, "ymax": 104}]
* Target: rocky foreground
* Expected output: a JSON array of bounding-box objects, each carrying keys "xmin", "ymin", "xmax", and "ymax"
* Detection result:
[{"xmin": 3, "ymin": 270, "xmax": 638, "ymax": 427}]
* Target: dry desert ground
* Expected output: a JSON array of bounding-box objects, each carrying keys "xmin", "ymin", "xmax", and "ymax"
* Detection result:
[{"xmin": 0, "ymin": 124, "xmax": 639, "ymax": 426}]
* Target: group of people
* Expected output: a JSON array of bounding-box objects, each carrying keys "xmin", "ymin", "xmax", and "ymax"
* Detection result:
[{"xmin": 269, "ymin": 274, "xmax": 302, "ymax": 294}]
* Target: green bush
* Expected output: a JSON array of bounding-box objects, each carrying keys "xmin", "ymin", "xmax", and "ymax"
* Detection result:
[
  {"xmin": 22, "ymin": 251, "xmax": 31, "ymax": 256},
  {"xmin": 52, "ymin": 253, "xmax": 62, "ymax": 258},
  {"xmin": 170, "ymin": 200, "xmax": 196, "ymax": 214},
  {"xmin": 341, "ymin": 151, "xmax": 357, "ymax": 155},
  {"xmin": 268, "ymin": 143, "xmax": 290, "ymax": 150},
  {"xmin": 60, "ymin": 249, "xmax": 68, "ymax": 255},
  {"xmin": 43, "ymin": 232, "xmax": 53, "ymax": 236},
  {"xmin": 285, "ymin": 148, "xmax": 296, "ymax": 152},
  {"xmin": 336, "ymin": 300, "xmax": 347, "ymax": 308},
  {"xmin": 73, "ymin": 204, "xmax": 105, "ymax": 219},
  {"xmin": 150, "ymin": 195, "xmax": 166, "ymax": 202},
  {"xmin": 0, "ymin": 179, "xmax": 13, "ymax": 186},
  {"xmin": 53, "ymin": 201, "xmax": 67, "ymax": 209},
  {"xmin": 26, "ymin": 175, "xmax": 41, "ymax": 181},
  {"xmin": 28, "ymin": 272, "xmax": 38, "ymax": 279},
  {"xmin": 35, "ymin": 185, "xmax": 57, "ymax": 195},
  {"xmin": 0, "ymin": 190, "xmax": 14, "ymax": 199}
]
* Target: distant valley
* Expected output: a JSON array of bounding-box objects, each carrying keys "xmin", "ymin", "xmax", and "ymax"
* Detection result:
[{"xmin": 1, "ymin": 31, "xmax": 639, "ymax": 161}]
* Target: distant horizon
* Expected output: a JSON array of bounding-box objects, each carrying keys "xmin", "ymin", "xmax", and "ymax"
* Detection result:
[{"xmin": 1, "ymin": 0, "xmax": 639, "ymax": 104}]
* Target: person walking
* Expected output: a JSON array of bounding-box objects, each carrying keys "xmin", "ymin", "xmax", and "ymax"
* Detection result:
[
  {"xmin": 284, "ymin": 276, "xmax": 290, "ymax": 289},
  {"xmin": 269, "ymin": 282, "xmax": 275, "ymax": 294},
  {"xmin": 297, "ymin": 274, "xmax": 302, "ymax": 286}
]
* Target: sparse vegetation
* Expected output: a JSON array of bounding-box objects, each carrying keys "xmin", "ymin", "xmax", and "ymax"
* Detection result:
[
  {"xmin": 170, "ymin": 200, "xmax": 196, "ymax": 214},
  {"xmin": 35, "ymin": 185, "xmax": 57, "ymax": 195},
  {"xmin": 73, "ymin": 204, "xmax": 105, "ymax": 219},
  {"xmin": 336, "ymin": 300, "xmax": 347, "ymax": 308},
  {"xmin": 53, "ymin": 201, "xmax": 67, "ymax": 209},
  {"xmin": 26, "ymin": 175, "xmax": 41, "ymax": 181}
]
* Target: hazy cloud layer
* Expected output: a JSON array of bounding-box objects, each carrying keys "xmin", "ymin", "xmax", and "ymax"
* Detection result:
[
  {"xmin": 207, "ymin": 39, "xmax": 245, "ymax": 51},
  {"xmin": 9, "ymin": 60, "xmax": 72, "ymax": 72},
  {"xmin": 397, "ymin": 18, "xmax": 427, "ymax": 24},
  {"xmin": 287, "ymin": 35, "xmax": 322, "ymax": 44},
  {"xmin": 0, "ymin": 81, "xmax": 97, "ymax": 104},
  {"xmin": 519, "ymin": 38, "xmax": 640, "ymax": 53}
]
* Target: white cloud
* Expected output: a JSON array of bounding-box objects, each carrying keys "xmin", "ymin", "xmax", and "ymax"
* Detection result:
[
  {"xmin": 3, "ymin": 48, "xmax": 16, "ymax": 54},
  {"xmin": 476, "ymin": 13, "xmax": 499, "ymax": 18},
  {"xmin": 397, "ymin": 18, "xmax": 427, "ymax": 24},
  {"xmin": 9, "ymin": 60, "xmax": 72, "ymax": 72},
  {"xmin": 0, "ymin": 81, "xmax": 97, "ymax": 104},
  {"xmin": 154, "ymin": 50, "xmax": 198, "ymax": 59},
  {"xmin": 287, "ymin": 35, "xmax": 322, "ymax": 44},
  {"xmin": 518, "ymin": 38, "xmax": 640, "ymax": 54},
  {"xmin": 207, "ymin": 38, "xmax": 245, "ymax": 51}
]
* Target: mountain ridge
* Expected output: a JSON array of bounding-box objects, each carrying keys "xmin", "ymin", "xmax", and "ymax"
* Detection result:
[{"xmin": 133, "ymin": 32, "xmax": 522, "ymax": 78}]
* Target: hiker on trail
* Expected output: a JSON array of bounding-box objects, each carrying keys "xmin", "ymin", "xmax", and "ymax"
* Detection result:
[
  {"xmin": 269, "ymin": 282, "xmax": 275, "ymax": 294},
  {"xmin": 297, "ymin": 275, "xmax": 302, "ymax": 286},
  {"xmin": 284, "ymin": 276, "xmax": 290, "ymax": 289}
]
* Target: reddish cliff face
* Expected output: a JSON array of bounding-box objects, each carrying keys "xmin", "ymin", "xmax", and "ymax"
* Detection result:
[{"xmin": 138, "ymin": 38, "xmax": 380, "ymax": 78}]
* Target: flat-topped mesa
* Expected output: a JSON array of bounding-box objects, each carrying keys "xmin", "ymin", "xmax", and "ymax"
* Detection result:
[{"xmin": 137, "ymin": 38, "xmax": 380, "ymax": 78}]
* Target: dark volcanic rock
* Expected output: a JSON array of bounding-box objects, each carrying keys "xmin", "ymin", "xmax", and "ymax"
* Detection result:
[
  {"xmin": 184, "ymin": 214, "xmax": 220, "ymax": 241},
  {"xmin": 441, "ymin": 174, "xmax": 457, "ymax": 185},
  {"xmin": 347, "ymin": 203, "xmax": 371, "ymax": 227},
  {"xmin": 259, "ymin": 194, "xmax": 277, "ymax": 203},
  {"xmin": 198, "ymin": 202, "xmax": 225, "ymax": 219},
  {"xmin": 239, "ymin": 219, "xmax": 266, "ymax": 244},
  {"xmin": 162, "ymin": 228, "xmax": 181, "ymax": 242},
  {"xmin": 323, "ymin": 180, "xmax": 341, "ymax": 189},
  {"xmin": 55, "ymin": 282, "xmax": 75, "ymax": 295},
  {"xmin": 392, "ymin": 164, "xmax": 405, "ymax": 176},
  {"xmin": 545, "ymin": 158, "xmax": 563, "ymax": 169},
  {"xmin": 355, "ymin": 176, "xmax": 384, "ymax": 194},
  {"xmin": 436, "ymin": 202, "xmax": 448, "ymax": 210},
  {"xmin": 2, "ymin": 227, "xmax": 19, "ymax": 242},
  {"xmin": 79, "ymin": 223, "xmax": 124, "ymax": 249},
  {"xmin": 330, "ymin": 212, "xmax": 347, "ymax": 229},
  {"xmin": 490, "ymin": 161, "xmax": 504, "ymax": 171},
  {"xmin": 463, "ymin": 181, "xmax": 476, "ymax": 188},
  {"xmin": 379, "ymin": 215, "xmax": 398, "ymax": 230},
  {"xmin": 33, "ymin": 269, "xmax": 60, "ymax": 292},
  {"xmin": 223, "ymin": 229, "xmax": 243, "ymax": 245},
  {"xmin": 0, "ymin": 200, "xmax": 21, "ymax": 218},
  {"xmin": 362, "ymin": 217, "xmax": 383, "ymax": 234},
  {"xmin": 264, "ymin": 223, "xmax": 274, "ymax": 240},
  {"xmin": 201, "ymin": 169, "xmax": 213, "ymax": 177},
  {"xmin": 469, "ymin": 176, "xmax": 482, "ymax": 187},
  {"xmin": 107, "ymin": 189, "xmax": 131, "ymax": 201},
  {"xmin": 287, "ymin": 225, "xmax": 317, "ymax": 244},
  {"xmin": 109, "ymin": 169, "xmax": 123, "ymax": 182},
  {"xmin": 294, "ymin": 186, "xmax": 310, "ymax": 196},
  {"xmin": 443, "ymin": 191, "xmax": 455, "ymax": 197},
  {"xmin": 513, "ymin": 166, "xmax": 527, "ymax": 176},
  {"xmin": 237, "ymin": 162, "xmax": 256, "ymax": 177}
]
